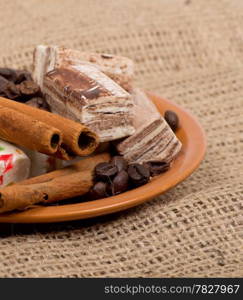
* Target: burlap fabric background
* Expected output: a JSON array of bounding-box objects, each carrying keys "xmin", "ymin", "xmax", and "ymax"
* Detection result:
[{"xmin": 0, "ymin": 0, "xmax": 242, "ymax": 277}]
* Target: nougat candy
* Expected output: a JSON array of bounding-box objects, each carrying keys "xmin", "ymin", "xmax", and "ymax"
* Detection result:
[
  {"xmin": 0, "ymin": 140, "xmax": 30, "ymax": 187},
  {"xmin": 33, "ymin": 45, "xmax": 134, "ymax": 91},
  {"xmin": 116, "ymin": 89, "xmax": 182, "ymax": 164},
  {"xmin": 21, "ymin": 148, "xmax": 56, "ymax": 177},
  {"xmin": 42, "ymin": 63, "xmax": 135, "ymax": 142}
]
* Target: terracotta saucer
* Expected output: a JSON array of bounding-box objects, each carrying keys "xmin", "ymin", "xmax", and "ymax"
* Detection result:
[{"xmin": 0, "ymin": 92, "xmax": 206, "ymax": 223}]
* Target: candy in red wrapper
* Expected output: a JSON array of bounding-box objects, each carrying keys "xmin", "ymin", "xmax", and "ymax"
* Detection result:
[{"xmin": 0, "ymin": 140, "xmax": 30, "ymax": 187}]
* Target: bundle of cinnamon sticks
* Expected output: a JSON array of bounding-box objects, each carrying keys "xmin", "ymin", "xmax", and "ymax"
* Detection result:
[
  {"xmin": 0, "ymin": 152, "xmax": 110, "ymax": 213},
  {"xmin": 0, "ymin": 97, "xmax": 99, "ymax": 160},
  {"xmin": 0, "ymin": 96, "xmax": 104, "ymax": 214}
]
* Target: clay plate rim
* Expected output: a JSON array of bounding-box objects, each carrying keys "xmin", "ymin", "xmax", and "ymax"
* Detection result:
[{"xmin": 0, "ymin": 92, "xmax": 206, "ymax": 223}]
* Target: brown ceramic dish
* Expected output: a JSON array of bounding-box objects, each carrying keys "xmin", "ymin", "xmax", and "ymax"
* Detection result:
[{"xmin": 0, "ymin": 92, "xmax": 206, "ymax": 223}]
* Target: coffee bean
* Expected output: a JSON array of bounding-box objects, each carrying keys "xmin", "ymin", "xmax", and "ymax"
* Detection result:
[
  {"xmin": 0, "ymin": 75, "xmax": 8, "ymax": 90},
  {"xmin": 144, "ymin": 161, "xmax": 170, "ymax": 176},
  {"xmin": 110, "ymin": 156, "xmax": 128, "ymax": 172},
  {"xmin": 111, "ymin": 170, "xmax": 129, "ymax": 195},
  {"xmin": 89, "ymin": 181, "xmax": 108, "ymax": 200},
  {"xmin": 95, "ymin": 162, "xmax": 118, "ymax": 180},
  {"xmin": 164, "ymin": 110, "xmax": 179, "ymax": 131},
  {"xmin": 26, "ymin": 97, "xmax": 50, "ymax": 111},
  {"xmin": 17, "ymin": 80, "xmax": 40, "ymax": 97},
  {"xmin": 0, "ymin": 68, "xmax": 17, "ymax": 82},
  {"xmin": 0, "ymin": 76, "xmax": 20, "ymax": 100},
  {"xmin": 0, "ymin": 68, "xmax": 32, "ymax": 84},
  {"xmin": 127, "ymin": 163, "xmax": 150, "ymax": 187},
  {"xmin": 15, "ymin": 70, "xmax": 32, "ymax": 84}
]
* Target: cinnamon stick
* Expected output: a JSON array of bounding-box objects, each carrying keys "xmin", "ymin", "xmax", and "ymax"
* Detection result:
[
  {"xmin": 0, "ymin": 170, "xmax": 93, "ymax": 213},
  {"xmin": 18, "ymin": 152, "xmax": 110, "ymax": 185},
  {"xmin": 0, "ymin": 105, "xmax": 62, "ymax": 155},
  {"xmin": 0, "ymin": 152, "xmax": 111, "ymax": 213},
  {"xmin": 0, "ymin": 97, "xmax": 99, "ymax": 159}
]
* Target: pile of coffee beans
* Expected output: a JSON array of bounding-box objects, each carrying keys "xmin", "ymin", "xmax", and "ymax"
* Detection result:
[
  {"xmin": 0, "ymin": 67, "xmax": 41, "ymax": 102},
  {"xmin": 89, "ymin": 156, "xmax": 171, "ymax": 200}
]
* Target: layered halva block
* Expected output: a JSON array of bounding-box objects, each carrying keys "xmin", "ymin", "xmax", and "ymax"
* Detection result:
[
  {"xmin": 117, "ymin": 89, "xmax": 182, "ymax": 164},
  {"xmin": 33, "ymin": 45, "xmax": 134, "ymax": 92},
  {"xmin": 33, "ymin": 45, "xmax": 135, "ymax": 142},
  {"xmin": 40, "ymin": 62, "xmax": 135, "ymax": 142}
]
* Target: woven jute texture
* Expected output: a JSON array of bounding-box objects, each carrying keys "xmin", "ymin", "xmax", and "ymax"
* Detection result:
[{"xmin": 0, "ymin": 0, "xmax": 242, "ymax": 277}]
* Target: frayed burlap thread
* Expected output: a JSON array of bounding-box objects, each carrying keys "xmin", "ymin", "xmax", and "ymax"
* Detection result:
[{"xmin": 0, "ymin": 0, "xmax": 242, "ymax": 277}]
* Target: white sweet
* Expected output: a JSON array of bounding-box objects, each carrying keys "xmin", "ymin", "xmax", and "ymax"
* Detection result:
[
  {"xmin": 22, "ymin": 148, "xmax": 56, "ymax": 177},
  {"xmin": 0, "ymin": 140, "xmax": 30, "ymax": 187}
]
